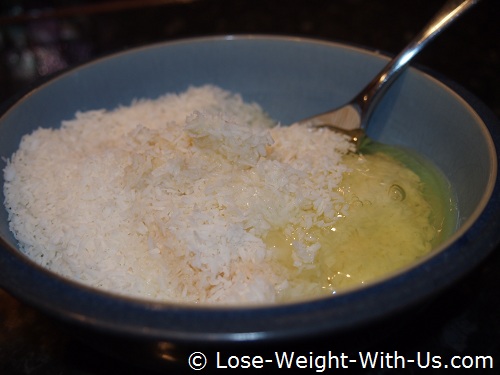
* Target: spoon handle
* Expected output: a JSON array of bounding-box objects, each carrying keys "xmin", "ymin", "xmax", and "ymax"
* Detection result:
[{"xmin": 357, "ymin": 0, "xmax": 480, "ymax": 130}]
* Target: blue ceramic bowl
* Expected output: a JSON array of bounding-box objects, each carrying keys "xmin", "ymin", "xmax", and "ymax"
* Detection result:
[{"xmin": 0, "ymin": 36, "xmax": 499, "ymax": 345}]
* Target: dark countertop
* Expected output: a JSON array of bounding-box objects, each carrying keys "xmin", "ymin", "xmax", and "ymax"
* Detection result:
[{"xmin": 0, "ymin": 0, "xmax": 499, "ymax": 373}]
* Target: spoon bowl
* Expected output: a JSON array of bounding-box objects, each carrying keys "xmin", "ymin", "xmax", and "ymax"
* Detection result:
[{"xmin": 296, "ymin": 0, "xmax": 480, "ymax": 150}]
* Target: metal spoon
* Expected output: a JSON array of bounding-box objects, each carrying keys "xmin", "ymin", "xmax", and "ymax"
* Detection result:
[{"xmin": 296, "ymin": 0, "xmax": 480, "ymax": 151}]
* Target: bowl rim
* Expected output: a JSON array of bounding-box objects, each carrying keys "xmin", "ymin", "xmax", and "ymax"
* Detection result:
[{"xmin": 1, "ymin": 34, "xmax": 499, "ymax": 343}]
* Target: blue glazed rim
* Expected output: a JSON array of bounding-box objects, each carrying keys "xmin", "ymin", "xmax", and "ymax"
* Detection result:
[{"xmin": 0, "ymin": 35, "xmax": 499, "ymax": 343}]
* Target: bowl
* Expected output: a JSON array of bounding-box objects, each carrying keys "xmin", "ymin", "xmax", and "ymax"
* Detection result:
[{"xmin": 0, "ymin": 35, "xmax": 499, "ymax": 357}]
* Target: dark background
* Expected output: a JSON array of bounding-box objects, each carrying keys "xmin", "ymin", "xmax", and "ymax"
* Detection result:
[{"xmin": 0, "ymin": 0, "xmax": 499, "ymax": 373}]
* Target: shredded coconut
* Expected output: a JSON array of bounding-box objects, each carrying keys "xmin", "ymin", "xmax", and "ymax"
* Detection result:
[{"xmin": 3, "ymin": 85, "xmax": 354, "ymax": 304}]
